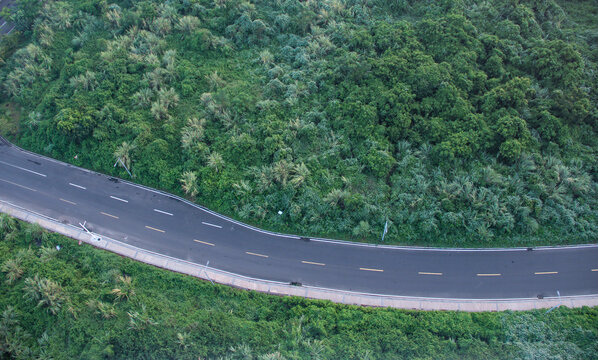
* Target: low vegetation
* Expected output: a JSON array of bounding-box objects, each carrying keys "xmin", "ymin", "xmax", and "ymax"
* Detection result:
[
  {"xmin": 0, "ymin": 0, "xmax": 596, "ymax": 248},
  {"xmin": 0, "ymin": 214, "xmax": 596, "ymax": 359}
]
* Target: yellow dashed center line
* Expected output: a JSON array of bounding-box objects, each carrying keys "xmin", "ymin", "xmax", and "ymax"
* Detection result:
[
  {"xmin": 360, "ymin": 267, "xmax": 384, "ymax": 272},
  {"xmin": 535, "ymin": 271, "xmax": 558, "ymax": 275},
  {"xmin": 246, "ymin": 251, "xmax": 268, "ymax": 258},
  {"xmin": 194, "ymin": 239, "xmax": 215, "ymax": 246},
  {"xmin": 419, "ymin": 272, "xmax": 443, "ymax": 276},
  {"xmin": 477, "ymin": 273, "xmax": 501, "ymax": 277},
  {"xmin": 302, "ymin": 260, "xmax": 325, "ymax": 266},
  {"xmin": 145, "ymin": 225, "xmax": 165, "ymax": 233},
  {"xmin": 100, "ymin": 212, "xmax": 119, "ymax": 219},
  {"xmin": 59, "ymin": 198, "xmax": 77, "ymax": 205}
]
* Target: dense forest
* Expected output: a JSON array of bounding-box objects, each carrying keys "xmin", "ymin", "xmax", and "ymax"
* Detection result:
[
  {"xmin": 0, "ymin": 214, "xmax": 596, "ymax": 359},
  {"xmin": 0, "ymin": 0, "xmax": 596, "ymax": 247}
]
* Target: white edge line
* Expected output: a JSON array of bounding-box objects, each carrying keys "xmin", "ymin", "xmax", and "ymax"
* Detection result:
[
  {"xmin": 5, "ymin": 141, "xmax": 598, "ymax": 252},
  {"xmin": 0, "ymin": 160, "xmax": 47, "ymax": 177},
  {"xmin": 202, "ymin": 221, "xmax": 222, "ymax": 229},
  {"xmin": 2, "ymin": 199, "xmax": 598, "ymax": 302},
  {"xmin": 7, "ymin": 25, "xmax": 16, "ymax": 34},
  {"xmin": 69, "ymin": 182, "xmax": 86, "ymax": 190},
  {"xmin": 0, "ymin": 178, "xmax": 37, "ymax": 192},
  {"xmin": 154, "ymin": 208, "xmax": 173, "ymax": 216},
  {"xmin": 110, "ymin": 195, "xmax": 128, "ymax": 203}
]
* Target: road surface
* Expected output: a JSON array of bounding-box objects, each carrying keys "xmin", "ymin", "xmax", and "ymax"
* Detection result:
[{"xmin": 0, "ymin": 139, "xmax": 596, "ymax": 299}]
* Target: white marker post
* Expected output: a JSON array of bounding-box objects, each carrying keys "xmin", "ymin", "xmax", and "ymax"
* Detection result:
[
  {"xmin": 381, "ymin": 220, "xmax": 388, "ymax": 242},
  {"xmin": 114, "ymin": 157, "xmax": 133, "ymax": 178},
  {"xmin": 545, "ymin": 290, "xmax": 561, "ymax": 314}
]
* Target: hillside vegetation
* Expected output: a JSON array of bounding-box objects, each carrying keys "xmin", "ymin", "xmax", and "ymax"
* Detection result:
[
  {"xmin": 0, "ymin": 0, "xmax": 596, "ymax": 247},
  {"xmin": 0, "ymin": 214, "xmax": 597, "ymax": 359}
]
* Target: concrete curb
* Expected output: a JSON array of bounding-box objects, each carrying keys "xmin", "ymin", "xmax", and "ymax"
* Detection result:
[{"xmin": 2, "ymin": 201, "xmax": 597, "ymax": 311}]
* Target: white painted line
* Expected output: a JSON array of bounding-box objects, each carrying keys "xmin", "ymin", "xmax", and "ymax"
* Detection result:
[
  {"xmin": 69, "ymin": 182, "xmax": 86, "ymax": 190},
  {"xmin": 0, "ymin": 160, "xmax": 47, "ymax": 177},
  {"xmin": 535, "ymin": 271, "xmax": 558, "ymax": 275},
  {"xmin": 194, "ymin": 239, "xmax": 215, "ymax": 246},
  {"xmin": 419, "ymin": 272, "xmax": 443, "ymax": 276},
  {"xmin": 59, "ymin": 198, "xmax": 77, "ymax": 205},
  {"xmin": 302, "ymin": 260, "xmax": 325, "ymax": 266},
  {"xmin": 0, "ymin": 178, "xmax": 37, "ymax": 192},
  {"xmin": 477, "ymin": 273, "xmax": 501, "ymax": 277},
  {"xmin": 202, "ymin": 221, "xmax": 222, "ymax": 229},
  {"xmin": 246, "ymin": 251, "xmax": 268, "ymax": 258},
  {"xmin": 154, "ymin": 208, "xmax": 173, "ymax": 216},
  {"xmin": 0, "ymin": 21, "xmax": 6, "ymax": 29},
  {"xmin": 7, "ymin": 25, "xmax": 15, "ymax": 34},
  {"xmin": 110, "ymin": 195, "xmax": 128, "ymax": 203},
  {"xmin": 592, "ymin": 269, "xmax": 598, "ymax": 272},
  {"xmin": 360, "ymin": 267, "xmax": 383, "ymax": 272}
]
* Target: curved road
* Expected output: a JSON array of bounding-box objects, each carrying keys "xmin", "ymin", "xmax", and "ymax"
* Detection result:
[{"xmin": 0, "ymin": 139, "xmax": 597, "ymax": 299}]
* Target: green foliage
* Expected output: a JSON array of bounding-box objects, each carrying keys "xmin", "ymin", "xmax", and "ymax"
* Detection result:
[
  {"xmin": 0, "ymin": 0, "xmax": 597, "ymax": 247},
  {"xmin": 0, "ymin": 217, "xmax": 596, "ymax": 359}
]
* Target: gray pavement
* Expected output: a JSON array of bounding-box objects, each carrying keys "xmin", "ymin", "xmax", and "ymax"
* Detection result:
[{"xmin": 0, "ymin": 138, "xmax": 597, "ymax": 309}]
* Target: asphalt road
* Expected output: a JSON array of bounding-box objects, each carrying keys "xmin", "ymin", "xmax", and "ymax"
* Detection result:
[
  {"xmin": 0, "ymin": 140, "xmax": 597, "ymax": 299},
  {"xmin": 0, "ymin": 0, "xmax": 15, "ymax": 36}
]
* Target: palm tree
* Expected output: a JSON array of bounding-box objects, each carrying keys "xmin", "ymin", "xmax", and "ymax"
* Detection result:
[
  {"xmin": 37, "ymin": 23, "xmax": 54, "ymax": 48},
  {"xmin": 180, "ymin": 171, "xmax": 199, "ymax": 198},
  {"xmin": 114, "ymin": 141, "xmax": 136, "ymax": 170},
  {"xmin": 273, "ymin": 160, "xmax": 291, "ymax": 186},
  {"xmin": 324, "ymin": 188, "xmax": 349, "ymax": 208},
  {"xmin": 290, "ymin": 163, "xmax": 310, "ymax": 188},
  {"xmin": 23, "ymin": 275, "xmax": 66, "ymax": 315},
  {"xmin": 128, "ymin": 304, "xmax": 157, "ymax": 331},
  {"xmin": 152, "ymin": 17, "xmax": 172, "ymax": 36},
  {"xmin": 1, "ymin": 258, "xmax": 23, "ymax": 284},
  {"xmin": 144, "ymin": 68, "xmax": 167, "ymax": 91},
  {"xmin": 205, "ymin": 71, "xmax": 225, "ymax": 91},
  {"xmin": 105, "ymin": 5, "xmax": 121, "ymax": 28},
  {"xmin": 207, "ymin": 152, "xmax": 225, "ymax": 173},
  {"xmin": 111, "ymin": 275, "xmax": 135, "ymax": 301},
  {"xmin": 162, "ymin": 49, "xmax": 176, "ymax": 67},
  {"xmin": 0, "ymin": 214, "xmax": 17, "ymax": 235},
  {"xmin": 24, "ymin": 223, "xmax": 48, "ymax": 244},
  {"xmin": 39, "ymin": 246, "xmax": 57, "ymax": 263},
  {"xmin": 181, "ymin": 117, "xmax": 206, "ymax": 150},
  {"xmin": 176, "ymin": 16, "xmax": 200, "ymax": 38},
  {"xmin": 69, "ymin": 70, "xmax": 98, "ymax": 92},
  {"xmin": 175, "ymin": 332, "xmax": 191, "ymax": 349},
  {"xmin": 158, "ymin": 87, "xmax": 179, "ymax": 110},
  {"xmin": 151, "ymin": 100, "xmax": 169, "ymax": 121},
  {"xmin": 132, "ymin": 88, "xmax": 153, "ymax": 108},
  {"xmin": 259, "ymin": 50, "xmax": 273, "ymax": 65},
  {"xmin": 97, "ymin": 301, "xmax": 117, "ymax": 319}
]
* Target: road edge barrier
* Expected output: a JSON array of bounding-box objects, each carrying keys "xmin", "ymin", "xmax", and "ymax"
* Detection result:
[{"xmin": 2, "ymin": 200, "xmax": 597, "ymax": 312}]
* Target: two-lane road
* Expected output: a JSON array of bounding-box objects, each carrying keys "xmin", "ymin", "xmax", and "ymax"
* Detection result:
[{"xmin": 1, "ymin": 140, "xmax": 597, "ymax": 299}]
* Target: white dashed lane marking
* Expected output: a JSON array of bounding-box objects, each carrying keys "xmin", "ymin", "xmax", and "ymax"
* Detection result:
[
  {"xmin": 154, "ymin": 209, "xmax": 173, "ymax": 216},
  {"xmin": 0, "ymin": 160, "xmax": 47, "ymax": 177},
  {"xmin": 202, "ymin": 222, "xmax": 222, "ymax": 229}
]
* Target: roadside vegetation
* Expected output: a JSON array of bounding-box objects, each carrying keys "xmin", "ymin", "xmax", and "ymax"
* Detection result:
[
  {"xmin": 0, "ymin": 214, "xmax": 596, "ymax": 359},
  {"xmin": 0, "ymin": 0, "xmax": 596, "ymax": 247}
]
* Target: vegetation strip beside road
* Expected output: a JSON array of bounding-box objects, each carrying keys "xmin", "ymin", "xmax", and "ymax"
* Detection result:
[
  {"xmin": 0, "ymin": 213, "xmax": 597, "ymax": 359},
  {"xmin": 0, "ymin": 0, "xmax": 596, "ymax": 249}
]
